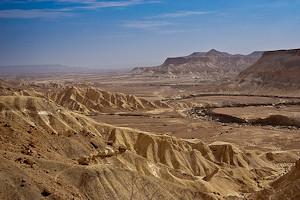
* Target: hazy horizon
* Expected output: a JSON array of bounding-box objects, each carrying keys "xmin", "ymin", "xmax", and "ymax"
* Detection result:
[
  {"xmin": 0, "ymin": 48, "xmax": 284, "ymax": 70},
  {"xmin": 1, "ymin": 0, "xmax": 300, "ymax": 69}
]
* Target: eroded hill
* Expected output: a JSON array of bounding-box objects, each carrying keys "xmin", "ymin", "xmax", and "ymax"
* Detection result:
[
  {"xmin": 0, "ymin": 80, "xmax": 169, "ymax": 114},
  {"xmin": 46, "ymin": 86, "xmax": 169, "ymax": 114},
  {"xmin": 0, "ymin": 95, "xmax": 298, "ymax": 200}
]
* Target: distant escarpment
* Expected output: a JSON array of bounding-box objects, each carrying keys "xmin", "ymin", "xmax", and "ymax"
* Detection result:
[
  {"xmin": 132, "ymin": 49, "xmax": 262, "ymax": 80},
  {"xmin": 239, "ymin": 48, "xmax": 300, "ymax": 88}
]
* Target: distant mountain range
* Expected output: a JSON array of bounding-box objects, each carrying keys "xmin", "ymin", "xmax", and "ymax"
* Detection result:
[
  {"xmin": 132, "ymin": 49, "xmax": 263, "ymax": 79},
  {"xmin": 239, "ymin": 48, "xmax": 300, "ymax": 88},
  {"xmin": 0, "ymin": 64, "xmax": 83, "ymax": 75},
  {"xmin": 0, "ymin": 64, "xmax": 123, "ymax": 76}
]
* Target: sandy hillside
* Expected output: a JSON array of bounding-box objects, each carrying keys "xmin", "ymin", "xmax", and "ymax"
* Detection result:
[
  {"xmin": 0, "ymin": 95, "xmax": 298, "ymax": 199},
  {"xmin": 0, "ymin": 80, "xmax": 169, "ymax": 114},
  {"xmin": 45, "ymin": 86, "xmax": 169, "ymax": 114},
  {"xmin": 250, "ymin": 159, "xmax": 300, "ymax": 200}
]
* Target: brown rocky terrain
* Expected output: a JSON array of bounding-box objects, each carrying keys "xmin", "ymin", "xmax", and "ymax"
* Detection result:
[
  {"xmin": 132, "ymin": 49, "xmax": 262, "ymax": 80},
  {"xmin": 250, "ymin": 159, "xmax": 300, "ymax": 200},
  {"xmin": 0, "ymin": 81, "xmax": 169, "ymax": 114},
  {"xmin": 239, "ymin": 48, "xmax": 300, "ymax": 88},
  {"xmin": 45, "ymin": 86, "xmax": 169, "ymax": 114},
  {"xmin": 0, "ymin": 95, "xmax": 298, "ymax": 200}
]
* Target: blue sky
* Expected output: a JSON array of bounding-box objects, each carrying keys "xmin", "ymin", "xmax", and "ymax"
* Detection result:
[{"xmin": 0, "ymin": 0, "xmax": 300, "ymax": 69}]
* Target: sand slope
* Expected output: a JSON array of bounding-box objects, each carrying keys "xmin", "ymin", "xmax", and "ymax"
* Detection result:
[
  {"xmin": 46, "ymin": 86, "xmax": 169, "ymax": 114},
  {"xmin": 251, "ymin": 159, "xmax": 300, "ymax": 200}
]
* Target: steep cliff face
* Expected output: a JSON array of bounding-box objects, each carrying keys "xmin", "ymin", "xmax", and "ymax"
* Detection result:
[
  {"xmin": 239, "ymin": 49, "xmax": 300, "ymax": 87},
  {"xmin": 132, "ymin": 49, "xmax": 262, "ymax": 79}
]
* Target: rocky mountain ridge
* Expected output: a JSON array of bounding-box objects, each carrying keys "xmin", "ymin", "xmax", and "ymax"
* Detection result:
[
  {"xmin": 239, "ymin": 48, "xmax": 300, "ymax": 88},
  {"xmin": 132, "ymin": 49, "xmax": 263, "ymax": 80}
]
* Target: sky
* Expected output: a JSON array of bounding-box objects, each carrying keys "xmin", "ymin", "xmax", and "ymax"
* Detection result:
[{"xmin": 0, "ymin": 0, "xmax": 300, "ymax": 69}]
